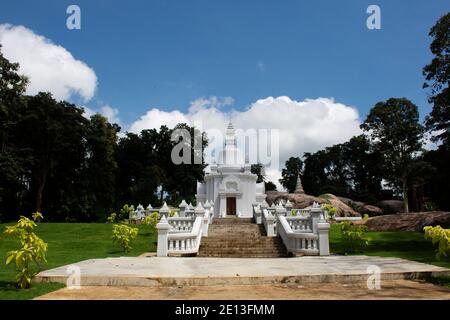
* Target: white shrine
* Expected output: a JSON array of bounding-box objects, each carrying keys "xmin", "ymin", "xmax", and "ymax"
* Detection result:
[{"xmin": 196, "ymin": 122, "xmax": 266, "ymax": 217}]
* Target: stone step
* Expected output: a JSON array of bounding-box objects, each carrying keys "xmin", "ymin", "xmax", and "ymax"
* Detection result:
[
  {"xmin": 200, "ymin": 245, "xmax": 286, "ymax": 249},
  {"xmin": 212, "ymin": 218, "xmax": 254, "ymax": 224},
  {"xmin": 198, "ymin": 219, "xmax": 287, "ymax": 258}
]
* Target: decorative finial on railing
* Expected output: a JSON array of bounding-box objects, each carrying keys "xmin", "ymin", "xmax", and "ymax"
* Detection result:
[{"xmin": 179, "ymin": 199, "xmax": 188, "ymax": 208}]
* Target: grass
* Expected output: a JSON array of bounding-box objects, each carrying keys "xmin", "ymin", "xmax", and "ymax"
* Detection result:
[{"xmin": 0, "ymin": 222, "xmax": 157, "ymax": 300}]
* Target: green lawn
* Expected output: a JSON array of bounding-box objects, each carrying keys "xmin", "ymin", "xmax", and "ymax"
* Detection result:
[
  {"xmin": 329, "ymin": 223, "xmax": 450, "ymax": 269},
  {"xmin": 0, "ymin": 223, "xmax": 157, "ymax": 300},
  {"xmin": 0, "ymin": 222, "xmax": 449, "ymax": 300}
]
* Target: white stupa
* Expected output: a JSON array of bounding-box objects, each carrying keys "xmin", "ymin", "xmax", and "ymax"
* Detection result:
[{"xmin": 195, "ymin": 122, "xmax": 266, "ymax": 217}]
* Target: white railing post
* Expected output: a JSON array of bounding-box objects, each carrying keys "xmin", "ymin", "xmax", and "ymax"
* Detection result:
[
  {"xmin": 263, "ymin": 209, "xmax": 276, "ymax": 237},
  {"xmin": 159, "ymin": 202, "xmax": 170, "ymax": 219},
  {"xmin": 195, "ymin": 202, "xmax": 207, "ymax": 236},
  {"xmin": 310, "ymin": 202, "xmax": 322, "ymax": 234},
  {"xmin": 285, "ymin": 200, "xmax": 293, "ymax": 216},
  {"xmin": 317, "ymin": 221, "xmax": 330, "ymax": 255},
  {"xmin": 178, "ymin": 200, "xmax": 188, "ymax": 217},
  {"xmin": 156, "ymin": 216, "xmax": 171, "ymax": 257}
]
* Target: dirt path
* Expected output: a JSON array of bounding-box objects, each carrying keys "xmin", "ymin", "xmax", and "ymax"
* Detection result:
[{"xmin": 36, "ymin": 280, "xmax": 450, "ymax": 300}]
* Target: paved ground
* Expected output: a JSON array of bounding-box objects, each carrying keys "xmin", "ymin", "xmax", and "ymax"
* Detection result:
[
  {"xmin": 36, "ymin": 280, "xmax": 450, "ymax": 300},
  {"xmin": 35, "ymin": 255, "xmax": 450, "ymax": 287}
]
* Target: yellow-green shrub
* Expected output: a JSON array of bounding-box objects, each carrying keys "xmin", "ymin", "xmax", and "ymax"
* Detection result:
[
  {"xmin": 112, "ymin": 224, "xmax": 138, "ymax": 253},
  {"xmin": 424, "ymin": 225, "xmax": 450, "ymax": 259},
  {"xmin": 144, "ymin": 212, "xmax": 160, "ymax": 228},
  {"xmin": 322, "ymin": 204, "xmax": 337, "ymax": 218},
  {"xmin": 340, "ymin": 221, "xmax": 369, "ymax": 252},
  {"xmin": 4, "ymin": 212, "xmax": 48, "ymax": 289},
  {"xmin": 106, "ymin": 212, "xmax": 117, "ymax": 223}
]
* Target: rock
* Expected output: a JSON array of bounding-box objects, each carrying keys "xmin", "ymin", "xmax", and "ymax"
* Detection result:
[
  {"xmin": 364, "ymin": 211, "xmax": 450, "ymax": 232},
  {"xmin": 338, "ymin": 197, "xmax": 365, "ymax": 209},
  {"xmin": 321, "ymin": 194, "xmax": 360, "ymax": 217},
  {"xmin": 378, "ymin": 200, "xmax": 404, "ymax": 214},
  {"xmin": 360, "ymin": 204, "xmax": 384, "ymax": 217},
  {"xmin": 265, "ymin": 192, "xmax": 360, "ymax": 217}
]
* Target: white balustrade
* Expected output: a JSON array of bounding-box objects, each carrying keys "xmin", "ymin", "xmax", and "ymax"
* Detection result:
[
  {"xmin": 277, "ymin": 215, "xmax": 319, "ymax": 255},
  {"xmin": 285, "ymin": 216, "xmax": 312, "ymax": 232},
  {"xmin": 167, "ymin": 216, "xmax": 204, "ymax": 255},
  {"xmin": 168, "ymin": 217, "xmax": 195, "ymax": 232}
]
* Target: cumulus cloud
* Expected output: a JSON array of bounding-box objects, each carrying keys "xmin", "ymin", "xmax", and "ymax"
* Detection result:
[
  {"xmin": 82, "ymin": 105, "xmax": 120, "ymax": 124},
  {"xmin": 129, "ymin": 96, "xmax": 362, "ymax": 190},
  {"xmin": 0, "ymin": 24, "xmax": 97, "ymax": 101}
]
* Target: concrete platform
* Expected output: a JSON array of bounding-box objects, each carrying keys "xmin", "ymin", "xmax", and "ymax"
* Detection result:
[{"xmin": 34, "ymin": 255, "xmax": 450, "ymax": 287}]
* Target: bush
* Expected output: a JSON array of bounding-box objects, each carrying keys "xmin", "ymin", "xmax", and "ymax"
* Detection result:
[
  {"xmin": 119, "ymin": 204, "xmax": 135, "ymax": 221},
  {"xmin": 144, "ymin": 212, "xmax": 160, "ymax": 228},
  {"xmin": 424, "ymin": 225, "xmax": 450, "ymax": 259},
  {"xmin": 112, "ymin": 224, "xmax": 139, "ymax": 253},
  {"xmin": 4, "ymin": 212, "xmax": 48, "ymax": 288},
  {"xmin": 340, "ymin": 221, "xmax": 369, "ymax": 253},
  {"xmin": 322, "ymin": 204, "xmax": 337, "ymax": 218},
  {"xmin": 106, "ymin": 212, "xmax": 117, "ymax": 223}
]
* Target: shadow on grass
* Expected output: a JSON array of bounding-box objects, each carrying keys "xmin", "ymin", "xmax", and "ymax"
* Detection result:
[{"xmin": 0, "ymin": 280, "xmax": 19, "ymax": 292}]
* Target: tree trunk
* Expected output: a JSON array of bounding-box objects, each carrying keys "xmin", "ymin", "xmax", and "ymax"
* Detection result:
[{"xmin": 402, "ymin": 176, "xmax": 409, "ymax": 213}]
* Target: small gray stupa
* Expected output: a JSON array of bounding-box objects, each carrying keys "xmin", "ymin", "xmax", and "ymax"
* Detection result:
[{"xmin": 294, "ymin": 174, "xmax": 305, "ymax": 194}]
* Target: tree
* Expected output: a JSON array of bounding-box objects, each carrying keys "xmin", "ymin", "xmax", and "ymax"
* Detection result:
[
  {"xmin": 264, "ymin": 181, "xmax": 277, "ymax": 191},
  {"xmin": 361, "ymin": 98, "xmax": 424, "ymax": 213},
  {"xmin": 18, "ymin": 94, "xmax": 89, "ymax": 219},
  {"xmin": 0, "ymin": 46, "xmax": 29, "ymax": 220},
  {"xmin": 85, "ymin": 114, "xmax": 120, "ymax": 218},
  {"xmin": 279, "ymin": 157, "xmax": 303, "ymax": 193},
  {"xmin": 423, "ymin": 13, "xmax": 450, "ymax": 147},
  {"xmin": 251, "ymin": 163, "xmax": 265, "ymax": 183}
]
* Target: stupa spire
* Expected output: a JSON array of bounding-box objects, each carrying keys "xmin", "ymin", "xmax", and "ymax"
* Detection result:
[{"xmin": 294, "ymin": 174, "xmax": 305, "ymax": 194}]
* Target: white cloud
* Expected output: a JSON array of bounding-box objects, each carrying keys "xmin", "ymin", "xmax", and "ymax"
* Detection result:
[
  {"xmin": 129, "ymin": 96, "xmax": 362, "ymax": 190},
  {"xmin": 81, "ymin": 105, "xmax": 120, "ymax": 124},
  {"xmin": 0, "ymin": 24, "xmax": 97, "ymax": 101},
  {"xmin": 100, "ymin": 105, "xmax": 120, "ymax": 124}
]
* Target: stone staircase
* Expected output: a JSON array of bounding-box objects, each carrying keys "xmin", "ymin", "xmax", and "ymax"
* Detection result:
[{"xmin": 198, "ymin": 217, "xmax": 288, "ymax": 258}]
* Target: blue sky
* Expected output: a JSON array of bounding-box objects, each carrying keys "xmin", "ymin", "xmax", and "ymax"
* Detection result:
[{"xmin": 1, "ymin": 0, "xmax": 449, "ymax": 126}]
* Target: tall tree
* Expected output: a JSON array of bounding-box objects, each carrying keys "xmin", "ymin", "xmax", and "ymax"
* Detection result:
[
  {"xmin": 85, "ymin": 114, "xmax": 120, "ymax": 217},
  {"xmin": 279, "ymin": 157, "xmax": 303, "ymax": 193},
  {"xmin": 361, "ymin": 98, "xmax": 424, "ymax": 213},
  {"xmin": 0, "ymin": 46, "xmax": 29, "ymax": 220},
  {"xmin": 423, "ymin": 13, "xmax": 450, "ymax": 147},
  {"xmin": 18, "ymin": 94, "xmax": 88, "ymax": 217}
]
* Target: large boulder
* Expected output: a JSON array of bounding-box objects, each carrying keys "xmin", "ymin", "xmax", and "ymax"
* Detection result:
[
  {"xmin": 364, "ymin": 211, "xmax": 450, "ymax": 232},
  {"xmin": 359, "ymin": 204, "xmax": 384, "ymax": 216},
  {"xmin": 265, "ymin": 192, "xmax": 360, "ymax": 217},
  {"xmin": 321, "ymin": 194, "xmax": 360, "ymax": 217},
  {"xmin": 378, "ymin": 200, "xmax": 404, "ymax": 214}
]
